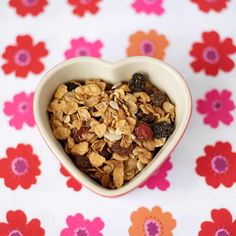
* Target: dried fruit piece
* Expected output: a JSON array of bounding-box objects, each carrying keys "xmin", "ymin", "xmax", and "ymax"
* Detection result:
[
  {"xmin": 135, "ymin": 123, "xmax": 153, "ymax": 141},
  {"xmin": 99, "ymin": 144, "xmax": 112, "ymax": 160},
  {"xmin": 128, "ymin": 73, "xmax": 146, "ymax": 92},
  {"xmin": 113, "ymin": 162, "xmax": 124, "ymax": 188},
  {"xmin": 136, "ymin": 111, "xmax": 156, "ymax": 123},
  {"xmin": 75, "ymin": 155, "xmax": 91, "ymax": 170},
  {"xmin": 151, "ymin": 91, "xmax": 168, "ymax": 107},
  {"xmin": 111, "ymin": 141, "xmax": 133, "ymax": 156},
  {"xmin": 153, "ymin": 121, "xmax": 175, "ymax": 138},
  {"xmin": 65, "ymin": 82, "xmax": 78, "ymax": 91}
]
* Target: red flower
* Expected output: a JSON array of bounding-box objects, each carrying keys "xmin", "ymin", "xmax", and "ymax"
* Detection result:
[
  {"xmin": 0, "ymin": 210, "xmax": 45, "ymax": 236},
  {"xmin": 68, "ymin": 0, "xmax": 101, "ymax": 17},
  {"xmin": 192, "ymin": 0, "xmax": 229, "ymax": 13},
  {"xmin": 196, "ymin": 141, "xmax": 236, "ymax": 188},
  {"xmin": 60, "ymin": 165, "xmax": 82, "ymax": 191},
  {"xmin": 9, "ymin": 0, "xmax": 48, "ymax": 16},
  {"xmin": 0, "ymin": 144, "xmax": 41, "ymax": 190},
  {"xmin": 199, "ymin": 208, "xmax": 236, "ymax": 236},
  {"xmin": 190, "ymin": 31, "xmax": 236, "ymax": 76},
  {"xmin": 2, "ymin": 35, "xmax": 48, "ymax": 78}
]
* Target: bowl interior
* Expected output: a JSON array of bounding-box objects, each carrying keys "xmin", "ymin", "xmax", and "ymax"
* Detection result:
[{"xmin": 34, "ymin": 56, "xmax": 191, "ymax": 197}]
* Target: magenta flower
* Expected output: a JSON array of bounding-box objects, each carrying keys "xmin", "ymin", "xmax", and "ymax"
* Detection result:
[
  {"xmin": 139, "ymin": 157, "xmax": 172, "ymax": 191},
  {"xmin": 64, "ymin": 37, "xmax": 103, "ymax": 59},
  {"xmin": 3, "ymin": 92, "xmax": 35, "ymax": 130},
  {"xmin": 197, "ymin": 89, "xmax": 235, "ymax": 128},
  {"xmin": 60, "ymin": 213, "xmax": 105, "ymax": 236},
  {"xmin": 131, "ymin": 0, "xmax": 164, "ymax": 16}
]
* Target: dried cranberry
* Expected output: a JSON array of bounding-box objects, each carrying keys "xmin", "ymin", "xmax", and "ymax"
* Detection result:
[
  {"xmin": 75, "ymin": 155, "xmax": 91, "ymax": 170},
  {"xmin": 128, "ymin": 73, "xmax": 146, "ymax": 92},
  {"xmin": 65, "ymin": 82, "xmax": 78, "ymax": 91},
  {"xmin": 71, "ymin": 126, "xmax": 90, "ymax": 143},
  {"xmin": 99, "ymin": 144, "xmax": 112, "ymax": 160},
  {"xmin": 135, "ymin": 122, "xmax": 153, "ymax": 141},
  {"xmin": 153, "ymin": 122, "xmax": 175, "ymax": 138},
  {"xmin": 151, "ymin": 91, "xmax": 168, "ymax": 107},
  {"xmin": 111, "ymin": 141, "xmax": 133, "ymax": 156}
]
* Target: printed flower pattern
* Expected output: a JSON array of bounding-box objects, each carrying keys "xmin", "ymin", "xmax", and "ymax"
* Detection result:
[
  {"xmin": 64, "ymin": 37, "xmax": 103, "ymax": 59},
  {"xmin": 0, "ymin": 144, "xmax": 41, "ymax": 190},
  {"xmin": 190, "ymin": 31, "xmax": 236, "ymax": 76},
  {"xmin": 132, "ymin": 0, "xmax": 164, "ymax": 16},
  {"xmin": 2, "ymin": 35, "xmax": 48, "ymax": 78},
  {"xmin": 139, "ymin": 157, "xmax": 172, "ymax": 191},
  {"xmin": 60, "ymin": 165, "xmax": 82, "ymax": 191},
  {"xmin": 199, "ymin": 208, "xmax": 236, "ymax": 236},
  {"xmin": 0, "ymin": 210, "xmax": 45, "ymax": 236},
  {"xmin": 127, "ymin": 30, "xmax": 169, "ymax": 59},
  {"xmin": 60, "ymin": 213, "xmax": 105, "ymax": 236},
  {"xmin": 197, "ymin": 89, "xmax": 235, "ymax": 128},
  {"xmin": 68, "ymin": 0, "xmax": 101, "ymax": 17},
  {"xmin": 4, "ymin": 92, "xmax": 35, "ymax": 130},
  {"xmin": 9, "ymin": 0, "xmax": 48, "ymax": 16},
  {"xmin": 192, "ymin": 0, "xmax": 229, "ymax": 13},
  {"xmin": 129, "ymin": 205, "xmax": 176, "ymax": 236},
  {"xmin": 196, "ymin": 141, "xmax": 236, "ymax": 188}
]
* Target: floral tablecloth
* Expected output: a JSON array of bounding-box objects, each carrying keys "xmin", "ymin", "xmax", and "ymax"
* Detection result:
[{"xmin": 1, "ymin": 0, "xmax": 236, "ymax": 235}]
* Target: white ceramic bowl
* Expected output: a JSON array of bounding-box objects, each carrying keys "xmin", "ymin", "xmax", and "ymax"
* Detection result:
[{"xmin": 34, "ymin": 56, "xmax": 192, "ymax": 197}]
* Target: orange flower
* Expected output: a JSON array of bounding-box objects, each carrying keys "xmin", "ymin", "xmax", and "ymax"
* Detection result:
[
  {"xmin": 127, "ymin": 30, "xmax": 169, "ymax": 59},
  {"xmin": 129, "ymin": 206, "xmax": 176, "ymax": 236}
]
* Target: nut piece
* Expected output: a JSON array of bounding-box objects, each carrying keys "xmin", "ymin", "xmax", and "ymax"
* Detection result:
[
  {"xmin": 94, "ymin": 124, "xmax": 107, "ymax": 138},
  {"xmin": 113, "ymin": 162, "xmax": 124, "ymax": 188},
  {"xmin": 88, "ymin": 152, "xmax": 106, "ymax": 167},
  {"xmin": 71, "ymin": 142, "xmax": 89, "ymax": 156},
  {"xmin": 53, "ymin": 127, "xmax": 70, "ymax": 140}
]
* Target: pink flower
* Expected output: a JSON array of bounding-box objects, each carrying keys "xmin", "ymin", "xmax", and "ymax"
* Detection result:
[
  {"xmin": 3, "ymin": 92, "xmax": 35, "ymax": 130},
  {"xmin": 139, "ymin": 157, "xmax": 172, "ymax": 191},
  {"xmin": 64, "ymin": 37, "xmax": 103, "ymax": 59},
  {"xmin": 132, "ymin": 0, "xmax": 164, "ymax": 16},
  {"xmin": 60, "ymin": 213, "xmax": 105, "ymax": 236},
  {"xmin": 197, "ymin": 89, "xmax": 235, "ymax": 128}
]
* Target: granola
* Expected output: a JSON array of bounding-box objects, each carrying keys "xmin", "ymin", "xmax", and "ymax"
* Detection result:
[{"xmin": 48, "ymin": 72, "xmax": 176, "ymax": 189}]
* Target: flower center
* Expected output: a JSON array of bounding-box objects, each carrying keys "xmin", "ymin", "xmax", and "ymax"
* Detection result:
[
  {"xmin": 77, "ymin": 48, "xmax": 89, "ymax": 56},
  {"xmin": 80, "ymin": 0, "xmax": 91, "ymax": 4},
  {"xmin": 203, "ymin": 47, "xmax": 220, "ymax": 64},
  {"xmin": 144, "ymin": 0, "xmax": 157, "ymax": 4},
  {"xmin": 140, "ymin": 40, "xmax": 155, "ymax": 56},
  {"xmin": 215, "ymin": 229, "xmax": 230, "ymax": 236},
  {"xmin": 11, "ymin": 157, "xmax": 28, "ymax": 176},
  {"xmin": 212, "ymin": 100, "xmax": 222, "ymax": 111},
  {"xmin": 144, "ymin": 219, "xmax": 160, "ymax": 236},
  {"xmin": 8, "ymin": 230, "xmax": 23, "ymax": 236},
  {"xmin": 21, "ymin": 0, "xmax": 38, "ymax": 7},
  {"xmin": 74, "ymin": 227, "xmax": 89, "ymax": 236},
  {"xmin": 211, "ymin": 155, "xmax": 229, "ymax": 174},
  {"xmin": 14, "ymin": 49, "xmax": 31, "ymax": 67},
  {"xmin": 18, "ymin": 101, "xmax": 29, "ymax": 114}
]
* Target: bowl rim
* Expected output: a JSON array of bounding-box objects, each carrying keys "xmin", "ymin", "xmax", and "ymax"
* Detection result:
[{"xmin": 34, "ymin": 56, "xmax": 192, "ymax": 197}]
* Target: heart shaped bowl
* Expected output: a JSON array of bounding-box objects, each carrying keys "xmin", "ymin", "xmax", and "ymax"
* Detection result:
[{"xmin": 34, "ymin": 56, "xmax": 192, "ymax": 197}]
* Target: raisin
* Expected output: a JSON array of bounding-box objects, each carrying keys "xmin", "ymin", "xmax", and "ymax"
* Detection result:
[
  {"xmin": 75, "ymin": 155, "xmax": 91, "ymax": 170},
  {"xmin": 111, "ymin": 141, "xmax": 133, "ymax": 156},
  {"xmin": 99, "ymin": 144, "xmax": 112, "ymax": 160},
  {"xmin": 135, "ymin": 122, "xmax": 153, "ymax": 141},
  {"xmin": 152, "ymin": 122, "xmax": 175, "ymax": 139},
  {"xmin": 136, "ymin": 111, "xmax": 156, "ymax": 123},
  {"xmin": 151, "ymin": 91, "xmax": 168, "ymax": 107},
  {"xmin": 128, "ymin": 73, "xmax": 146, "ymax": 92},
  {"xmin": 70, "ymin": 126, "xmax": 90, "ymax": 143},
  {"xmin": 70, "ymin": 128, "xmax": 81, "ymax": 143},
  {"xmin": 65, "ymin": 82, "xmax": 78, "ymax": 91}
]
